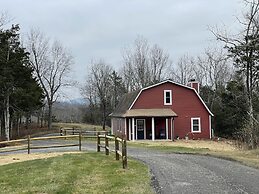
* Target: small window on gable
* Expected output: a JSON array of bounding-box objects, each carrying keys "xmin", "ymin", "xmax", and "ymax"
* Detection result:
[
  {"xmin": 191, "ymin": 118, "xmax": 201, "ymax": 133},
  {"xmin": 164, "ymin": 90, "xmax": 172, "ymax": 105}
]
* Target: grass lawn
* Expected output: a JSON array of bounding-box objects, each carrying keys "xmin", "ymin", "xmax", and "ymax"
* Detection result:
[
  {"xmin": 129, "ymin": 140, "xmax": 259, "ymax": 169},
  {"xmin": 0, "ymin": 152, "xmax": 153, "ymax": 194}
]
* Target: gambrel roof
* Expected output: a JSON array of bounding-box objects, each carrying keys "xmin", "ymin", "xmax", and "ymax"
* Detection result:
[{"xmin": 110, "ymin": 80, "xmax": 213, "ymax": 117}]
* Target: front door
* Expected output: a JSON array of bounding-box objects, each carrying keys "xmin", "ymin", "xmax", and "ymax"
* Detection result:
[{"xmin": 136, "ymin": 119, "xmax": 145, "ymax": 139}]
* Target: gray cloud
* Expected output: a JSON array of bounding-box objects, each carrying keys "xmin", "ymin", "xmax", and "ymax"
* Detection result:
[{"xmin": 1, "ymin": 0, "xmax": 243, "ymax": 98}]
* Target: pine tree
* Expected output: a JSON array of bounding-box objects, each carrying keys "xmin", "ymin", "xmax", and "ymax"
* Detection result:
[{"xmin": 0, "ymin": 25, "xmax": 44, "ymax": 140}]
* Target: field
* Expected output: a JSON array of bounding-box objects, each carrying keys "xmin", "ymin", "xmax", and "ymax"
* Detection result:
[
  {"xmin": 53, "ymin": 122, "xmax": 111, "ymax": 131},
  {"xmin": 0, "ymin": 152, "xmax": 153, "ymax": 194},
  {"xmin": 130, "ymin": 139, "xmax": 259, "ymax": 169}
]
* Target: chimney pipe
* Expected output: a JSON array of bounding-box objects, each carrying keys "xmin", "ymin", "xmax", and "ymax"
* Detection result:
[{"xmin": 187, "ymin": 79, "xmax": 199, "ymax": 93}]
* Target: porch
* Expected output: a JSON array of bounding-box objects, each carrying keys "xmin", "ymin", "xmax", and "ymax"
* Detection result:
[{"xmin": 124, "ymin": 109, "xmax": 177, "ymax": 141}]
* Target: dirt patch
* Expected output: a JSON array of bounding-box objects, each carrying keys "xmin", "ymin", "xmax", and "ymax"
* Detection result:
[{"xmin": 0, "ymin": 152, "xmax": 80, "ymax": 166}]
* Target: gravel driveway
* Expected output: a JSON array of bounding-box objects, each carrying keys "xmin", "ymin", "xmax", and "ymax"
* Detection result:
[
  {"xmin": 85, "ymin": 141, "xmax": 259, "ymax": 194},
  {"xmin": 129, "ymin": 148, "xmax": 259, "ymax": 194},
  {"xmin": 1, "ymin": 137, "xmax": 259, "ymax": 194}
]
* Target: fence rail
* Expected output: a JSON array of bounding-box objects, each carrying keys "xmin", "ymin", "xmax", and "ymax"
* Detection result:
[
  {"xmin": 0, "ymin": 129, "xmax": 128, "ymax": 169},
  {"xmin": 0, "ymin": 134, "xmax": 82, "ymax": 154},
  {"xmin": 97, "ymin": 133, "xmax": 127, "ymax": 169},
  {"xmin": 60, "ymin": 127, "xmax": 108, "ymax": 137}
]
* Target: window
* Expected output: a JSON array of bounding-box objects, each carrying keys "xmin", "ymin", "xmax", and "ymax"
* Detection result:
[
  {"xmin": 164, "ymin": 90, "xmax": 172, "ymax": 105},
  {"xmin": 191, "ymin": 118, "xmax": 201, "ymax": 133}
]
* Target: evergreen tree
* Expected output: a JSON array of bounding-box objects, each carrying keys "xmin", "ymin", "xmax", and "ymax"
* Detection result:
[
  {"xmin": 218, "ymin": 74, "xmax": 248, "ymax": 137},
  {"xmin": 0, "ymin": 25, "xmax": 44, "ymax": 140}
]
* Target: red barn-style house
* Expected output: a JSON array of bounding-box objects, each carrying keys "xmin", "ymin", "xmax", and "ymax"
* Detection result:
[{"xmin": 110, "ymin": 80, "xmax": 213, "ymax": 141}]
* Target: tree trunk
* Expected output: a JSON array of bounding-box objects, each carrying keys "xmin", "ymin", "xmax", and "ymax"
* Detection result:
[
  {"xmin": 10, "ymin": 118, "xmax": 13, "ymax": 139},
  {"xmin": 17, "ymin": 116, "xmax": 20, "ymax": 137},
  {"xmin": 0, "ymin": 118, "xmax": 1, "ymax": 139},
  {"xmin": 37, "ymin": 111, "xmax": 40, "ymax": 127},
  {"xmin": 40, "ymin": 107, "xmax": 44, "ymax": 128},
  {"xmin": 25, "ymin": 115, "xmax": 29, "ymax": 130},
  {"xmin": 4, "ymin": 94, "xmax": 10, "ymax": 141},
  {"xmin": 248, "ymin": 97, "xmax": 256, "ymax": 149},
  {"xmin": 48, "ymin": 103, "xmax": 53, "ymax": 130}
]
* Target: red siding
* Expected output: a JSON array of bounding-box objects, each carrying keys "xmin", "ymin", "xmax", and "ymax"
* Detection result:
[{"xmin": 131, "ymin": 82, "xmax": 210, "ymax": 139}]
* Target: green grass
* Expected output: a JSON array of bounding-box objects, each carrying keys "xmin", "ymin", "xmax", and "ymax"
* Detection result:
[
  {"xmin": 0, "ymin": 152, "xmax": 153, "ymax": 194},
  {"xmin": 128, "ymin": 142, "xmax": 209, "ymax": 154}
]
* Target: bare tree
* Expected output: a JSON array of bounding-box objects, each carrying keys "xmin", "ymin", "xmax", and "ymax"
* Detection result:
[
  {"xmin": 196, "ymin": 48, "xmax": 233, "ymax": 89},
  {"xmin": 149, "ymin": 44, "xmax": 170, "ymax": 83},
  {"xmin": 27, "ymin": 29, "xmax": 73, "ymax": 130},
  {"xmin": 170, "ymin": 54, "xmax": 196, "ymax": 85},
  {"xmin": 122, "ymin": 37, "xmax": 170, "ymax": 91},
  {"xmin": 0, "ymin": 12, "xmax": 12, "ymax": 28},
  {"xmin": 83, "ymin": 60, "xmax": 113, "ymax": 129},
  {"xmin": 211, "ymin": 0, "xmax": 259, "ymax": 148}
]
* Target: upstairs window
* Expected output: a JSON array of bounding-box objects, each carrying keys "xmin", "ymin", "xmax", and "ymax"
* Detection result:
[
  {"xmin": 191, "ymin": 118, "xmax": 201, "ymax": 133},
  {"xmin": 164, "ymin": 90, "xmax": 172, "ymax": 105}
]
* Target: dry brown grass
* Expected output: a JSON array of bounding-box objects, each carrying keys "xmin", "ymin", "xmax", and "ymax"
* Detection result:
[
  {"xmin": 135, "ymin": 139, "xmax": 237, "ymax": 152},
  {"xmin": 131, "ymin": 139, "xmax": 259, "ymax": 169},
  {"xmin": 53, "ymin": 122, "xmax": 110, "ymax": 131},
  {"xmin": 0, "ymin": 152, "xmax": 80, "ymax": 166}
]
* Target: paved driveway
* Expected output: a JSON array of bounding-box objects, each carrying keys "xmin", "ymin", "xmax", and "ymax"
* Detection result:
[{"xmin": 1, "ymin": 138, "xmax": 259, "ymax": 194}]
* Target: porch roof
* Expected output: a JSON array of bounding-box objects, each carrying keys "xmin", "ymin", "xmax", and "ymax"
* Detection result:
[{"xmin": 123, "ymin": 108, "xmax": 177, "ymax": 117}]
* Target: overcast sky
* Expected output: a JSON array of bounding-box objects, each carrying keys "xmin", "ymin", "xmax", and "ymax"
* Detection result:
[{"xmin": 1, "ymin": 0, "xmax": 244, "ymax": 100}]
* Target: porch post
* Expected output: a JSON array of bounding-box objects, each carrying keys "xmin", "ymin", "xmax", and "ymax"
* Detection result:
[
  {"xmin": 132, "ymin": 118, "xmax": 135, "ymax": 141},
  {"xmin": 136, "ymin": 119, "xmax": 138, "ymax": 140},
  {"xmin": 124, "ymin": 118, "xmax": 127, "ymax": 136},
  {"xmin": 111, "ymin": 119, "xmax": 114, "ymax": 135},
  {"xmin": 129, "ymin": 118, "xmax": 131, "ymax": 141},
  {"xmin": 144, "ymin": 119, "xmax": 146, "ymax": 140},
  {"xmin": 152, "ymin": 117, "xmax": 155, "ymax": 141},
  {"xmin": 166, "ymin": 118, "xmax": 168, "ymax": 140}
]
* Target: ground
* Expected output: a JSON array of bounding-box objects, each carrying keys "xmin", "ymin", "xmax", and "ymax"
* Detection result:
[
  {"xmin": 0, "ymin": 152, "xmax": 80, "ymax": 166},
  {"xmin": 131, "ymin": 139, "xmax": 236, "ymax": 152},
  {"xmin": 1, "ymin": 137, "xmax": 259, "ymax": 193},
  {"xmin": 0, "ymin": 139, "xmax": 235, "ymax": 166}
]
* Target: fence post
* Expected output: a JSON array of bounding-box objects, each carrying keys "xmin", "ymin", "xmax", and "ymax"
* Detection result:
[
  {"xmin": 97, "ymin": 132, "xmax": 100, "ymax": 152},
  {"xmin": 72, "ymin": 127, "xmax": 75, "ymax": 135},
  {"xmin": 105, "ymin": 134, "xmax": 109, "ymax": 155},
  {"xmin": 115, "ymin": 136, "xmax": 119, "ymax": 160},
  {"xmin": 60, "ymin": 127, "xmax": 63, "ymax": 136},
  {"xmin": 79, "ymin": 131, "xmax": 82, "ymax": 151},
  {"xmin": 27, "ymin": 135, "xmax": 31, "ymax": 154},
  {"xmin": 122, "ymin": 139, "xmax": 127, "ymax": 169}
]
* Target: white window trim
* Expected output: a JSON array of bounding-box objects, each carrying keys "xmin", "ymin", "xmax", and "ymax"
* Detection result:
[
  {"xmin": 164, "ymin": 90, "xmax": 172, "ymax": 105},
  {"xmin": 191, "ymin": 117, "xmax": 201, "ymax": 133}
]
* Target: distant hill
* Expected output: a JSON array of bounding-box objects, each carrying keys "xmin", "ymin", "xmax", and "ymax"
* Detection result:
[
  {"xmin": 58, "ymin": 98, "xmax": 88, "ymax": 105},
  {"xmin": 53, "ymin": 98, "xmax": 87, "ymax": 122}
]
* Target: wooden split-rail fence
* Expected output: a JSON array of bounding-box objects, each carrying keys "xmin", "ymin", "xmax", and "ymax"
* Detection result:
[
  {"xmin": 97, "ymin": 132, "xmax": 127, "ymax": 169},
  {"xmin": 60, "ymin": 127, "xmax": 108, "ymax": 137},
  {"xmin": 0, "ymin": 134, "xmax": 83, "ymax": 154},
  {"xmin": 0, "ymin": 128, "xmax": 128, "ymax": 169}
]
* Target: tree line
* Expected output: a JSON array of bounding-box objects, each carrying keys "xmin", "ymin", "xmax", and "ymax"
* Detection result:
[
  {"xmin": 0, "ymin": 15, "xmax": 72, "ymax": 141},
  {"xmin": 82, "ymin": 0, "xmax": 259, "ymax": 148}
]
